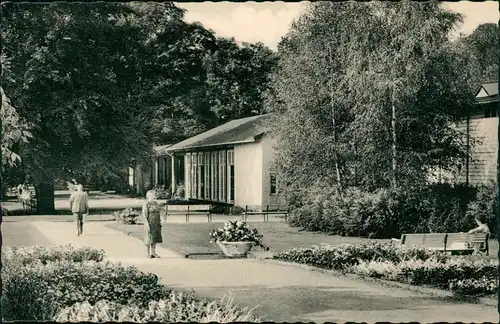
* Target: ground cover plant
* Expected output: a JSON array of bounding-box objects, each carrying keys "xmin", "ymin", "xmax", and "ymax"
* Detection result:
[
  {"xmin": 2, "ymin": 245, "xmax": 259, "ymax": 322},
  {"xmin": 54, "ymin": 294, "xmax": 260, "ymax": 322},
  {"xmin": 273, "ymin": 243, "xmax": 498, "ymax": 297}
]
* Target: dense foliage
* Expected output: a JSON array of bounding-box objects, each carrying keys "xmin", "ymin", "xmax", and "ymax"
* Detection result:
[
  {"xmin": 273, "ymin": 243, "xmax": 498, "ymax": 296},
  {"xmin": 267, "ymin": 1, "xmax": 479, "ymax": 197},
  {"xmin": 54, "ymin": 295, "xmax": 260, "ymax": 323},
  {"xmin": 465, "ymin": 23, "xmax": 499, "ymax": 82},
  {"xmin": 1, "ymin": 2, "xmax": 276, "ymax": 211},
  {"xmin": 264, "ymin": 1, "xmax": 491, "ymax": 239},
  {"xmin": 2, "ymin": 245, "xmax": 259, "ymax": 322},
  {"xmin": 287, "ymin": 183, "xmax": 488, "ymax": 239}
]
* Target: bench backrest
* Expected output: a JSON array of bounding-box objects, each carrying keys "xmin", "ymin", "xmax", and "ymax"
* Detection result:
[
  {"xmin": 267, "ymin": 204, "xmax": 289, "ymax": 212},
  {"xmin": 401, "ymin": 232, "xmax": 489, "ymax": 251},
  {"xmin": 166, "ymin": 204, "xmax": 211, "ymax": 212},
  {"xmin": 446, "ymin": 232, "xmax": 489, "ymax": 245},
  {"xmin": 401, "ymin": 233, "xmax": 447, "ymax": 249},
  {"xmin": 245, "ymin": 204, "xmax": 289, "ymax": 212}
]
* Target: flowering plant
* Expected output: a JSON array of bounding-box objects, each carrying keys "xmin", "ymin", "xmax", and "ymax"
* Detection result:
[
  {"xmin": 209, "ymin": 221, "xmax": 268, "ymax": 250},
  {"xmin": 114, "ymin": 208, "xmax": 139, "ymax": 224}
]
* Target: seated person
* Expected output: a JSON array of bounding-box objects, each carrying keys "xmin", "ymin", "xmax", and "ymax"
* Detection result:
[
  {"xmin": 468, "ymin": 215, "xmax": 490, "ymax": 234},
  {"xmin": 468, "ymin": 215, "xmax": 490, "ymax": 255}
]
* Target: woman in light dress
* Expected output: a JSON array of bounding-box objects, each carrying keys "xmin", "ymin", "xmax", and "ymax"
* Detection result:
[{"xmin": 142, "ymin": 190, "xmax": 163, "ymax": 258}]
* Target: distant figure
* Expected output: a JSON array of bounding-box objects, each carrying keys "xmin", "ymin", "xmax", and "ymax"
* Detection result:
[
  {"xmin": 17, "ymin": 183, "xmax": 23, "ymax": 196},
  {"xmin": 69, "ymin": 184, "xmax": 89, "ymax": 236},
  {"xmin": 142, "ymin": 190, "xmax": 163, "ymax": 258},
  {"xmin": 174, "ymin": 181, "xmax": 185, "ymax": 199},
  {"xmin": 468, "ymin": 215, "xmax": 490, "ymax": 255},
  {"xmin": 67, "ymin": 179, "xmax": 78, "ymax": 191}
]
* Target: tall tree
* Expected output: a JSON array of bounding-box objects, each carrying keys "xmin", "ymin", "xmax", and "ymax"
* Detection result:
[
  {"xmin": 2, "ymin": 3, "xmax": 151, "ymax": 212},
  {"xmin": 267, "ymin": 1, "xmax": 480, "ymax": 202},
  {"xmin": 466, "ymin": 23, "xmax": 499, "ymax": 82},
  {"xmin": 204, "ymin": 38, "xmax": 278, "ymax": 122}
]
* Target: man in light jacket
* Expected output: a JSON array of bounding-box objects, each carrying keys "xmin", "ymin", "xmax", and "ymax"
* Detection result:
[{"xmin": 69, "ymin": 184, "xmax": 89, "ymax": 236}]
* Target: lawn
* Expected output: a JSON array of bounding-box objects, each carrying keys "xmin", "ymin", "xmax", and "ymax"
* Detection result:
[
  {"xmin": 107, "ymin": 222, "xmax": 499, "ymax": 258},
  {"xmin": 107, "ymin": 222, "xmax": 391, "ymax": 256}
]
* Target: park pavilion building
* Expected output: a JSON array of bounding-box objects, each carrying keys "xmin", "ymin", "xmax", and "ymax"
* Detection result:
[{"xmin": 165, "ymin": 114, "xmax": 285, "ymax": 207}]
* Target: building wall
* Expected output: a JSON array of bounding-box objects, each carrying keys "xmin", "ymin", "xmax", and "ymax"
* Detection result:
[
  {"xmin": 463, "ymin": 118, "xmax": 498, "ymax": 185},
  {"xmin": 234, "ymin": 141, "xmax": 263, "ymax": 206},
  {"xmin": 261, "ymin": 135, "xmax": 287, "ymax": 206}
]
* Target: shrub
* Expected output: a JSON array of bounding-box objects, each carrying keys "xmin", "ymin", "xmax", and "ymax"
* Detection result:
[
  {"xmin": 287, "ymin": 182, "xmax": 479, "ymax": 238},
  {"xmin": 449, "ymin": 277, "xmax": 498, "ymax": 296},
  {"xmin": 153, "ymin": 185, "xmax": 170, "ymax": 200},
  {"xmin": 167, "ymin": 198, "xmax": 192, "ymax": 205},
  {"xmin": 466, "ymin": 181, "xmax": 498, "ymax": 235},
  {"xmin": 351, "ymin": 257, "xmax": 498, "ymax": 296},
  {"xmin": 2, "ymin": 260, "xmax": 171, "ymax": 320},
  {"xmin": 272, "ymin": 243, "xmax": 448, "ymax": 271},
  {"xmin": 2, "ymin": 245, "xmax": 105, "ymax": 266},
  {"xmin": 231, "ymin": 205, "xmax": 245, "ymax": 215},
  {"xmin": 53, "ymin": 293, "xmax": 260, "ymax": 323},
  {"xmin": 397, "ymin": 257, "xmax": 498, "ymax": 289}
]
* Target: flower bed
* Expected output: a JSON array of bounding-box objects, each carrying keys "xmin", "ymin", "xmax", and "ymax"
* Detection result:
[
  {"xmin": 2, "ymin": 245, "xmax": 260, "ymax": 322},
  {"xmin": 273, "ymin": 243, "xmax": 497, "ymax": 297},
  {"xmin": 2, "ymin": 245, "xmax": 105, "ymax": 266}
]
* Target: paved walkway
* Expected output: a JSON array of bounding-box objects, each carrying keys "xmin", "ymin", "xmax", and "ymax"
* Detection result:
[{"xmin": 29, "ymin": 222, "xmax": 498, "ymax": 322}]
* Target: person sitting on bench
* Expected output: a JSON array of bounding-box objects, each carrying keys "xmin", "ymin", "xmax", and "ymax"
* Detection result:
[{"xmin": 468, "ymin": 215, "xmax": 490, "ymax": 255}]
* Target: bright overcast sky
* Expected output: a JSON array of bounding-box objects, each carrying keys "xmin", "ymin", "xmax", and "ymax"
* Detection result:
[{"xmin": 176, "ymin": 1, "xmax": 499, "ymax": 51}]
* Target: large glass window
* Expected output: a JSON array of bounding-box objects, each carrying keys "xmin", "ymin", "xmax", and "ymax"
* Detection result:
[
  {"xmin": 227, "ymin": 150, "xmax": 234, "ymax": 202},
  {"xmin": 218, "ymin": 151, "xmax": 226, "ymax": 202},
  {"xmin": 185, "ymin": 153, "xmax": 191, "ymax": 199},
  {"xmin": 204, "ymin": 153, "xmax": 210, "ymax": 199},
  {"xmin": 198, "ymin": 153, "xmax": 204, "ymax": 199},
  {"xmin": 211, "ymin": 151, "xmax": 218, "ymax": 200}
]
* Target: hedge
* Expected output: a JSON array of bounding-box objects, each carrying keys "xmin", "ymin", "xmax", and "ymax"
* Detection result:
[
  {"xmin": 274, "ymin": 243, "xmax": 498, "ymax": 297},
  {"xmin": 287, "ymin": 182, "xmax": 496, "ymax": 239}
]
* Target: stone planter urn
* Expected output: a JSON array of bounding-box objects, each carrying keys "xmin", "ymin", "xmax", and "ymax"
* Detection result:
[{"xmin": 216, "ymin": 241, "xmax": 253, "ymax": 258}]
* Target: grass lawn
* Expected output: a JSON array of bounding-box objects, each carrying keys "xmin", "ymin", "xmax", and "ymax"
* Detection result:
[
  {"xmin": 107, "ymin": 222, "xmax": 392, "ymax": 256},
  {"xmin": 107, "ymin": 222, "xmax": 499, "ymax": 258}
]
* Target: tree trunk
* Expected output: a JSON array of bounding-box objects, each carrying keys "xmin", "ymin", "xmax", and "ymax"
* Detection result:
[
  {"xmin": 35, "ymin": 181, "xmax": 55, "ymax": 214},
  {"xmin": 465, "ymin": 110, "xmax": 470, "ymax": 186},
  {"xmin": 327, "ymin": 44, "xmax": 342, "ymax": 191},
  {"xmin": 391, "ymin": 86, "xmax": 397, "ymax": 187}
]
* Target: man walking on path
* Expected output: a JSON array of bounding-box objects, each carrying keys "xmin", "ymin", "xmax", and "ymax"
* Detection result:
[{"xmin": 69, "ymin": 184, "xmax": 89, "ymax": 236}]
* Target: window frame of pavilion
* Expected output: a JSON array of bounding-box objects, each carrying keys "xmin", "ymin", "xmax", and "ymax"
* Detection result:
[
  {"xmin": 227, "ymin": 150, "xmax": 234, "ymax": 203},
  {"xmin": 185, "ymin": 153, "xmax": 191, "ymax": 199},
  {"xmin": 218, "ymin": 150, "xmax": 226, "ymax": 202}
]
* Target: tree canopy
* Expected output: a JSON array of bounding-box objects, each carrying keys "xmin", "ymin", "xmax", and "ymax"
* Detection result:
[
  {"xmin": 466, "ymin": 23, "xmax": 499, "ymax": 82},
  {"xmin": 267, "ymin": 1, "xmax": 481, "ymax": 201},
  {"xmin": 2, "ymin": 2, "xmax": 276, "ymax": 211}
]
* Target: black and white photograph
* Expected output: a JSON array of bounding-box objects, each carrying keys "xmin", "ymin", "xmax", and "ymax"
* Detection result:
[{"xmin": 1, "ymin": 0, "xmax": 499, "ymax": 322}]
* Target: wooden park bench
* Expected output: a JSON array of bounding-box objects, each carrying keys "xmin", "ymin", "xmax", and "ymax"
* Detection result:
[
  {"xmin": 165, "ymin": 204, "xmax": 213, "ymax": 223},
  {"xmin": 243, "ymin": 204, "xmax": 289, "ymax": 222},
  {"xmin": 393, "ymin": 232, "xmax": 489, "ymax": 256}
]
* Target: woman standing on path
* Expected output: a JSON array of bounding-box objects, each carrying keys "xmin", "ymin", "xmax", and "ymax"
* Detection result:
[{"xmin": 142, "ymin": 190, "xmax": 163, "ymax": 258}]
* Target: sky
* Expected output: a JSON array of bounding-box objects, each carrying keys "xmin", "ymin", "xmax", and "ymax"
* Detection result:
[{"xmin": 175, "ymin": 1, "xmax": 499, "ymax": 51}]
